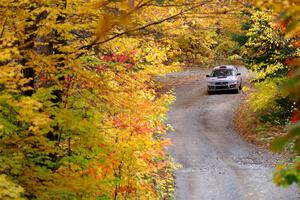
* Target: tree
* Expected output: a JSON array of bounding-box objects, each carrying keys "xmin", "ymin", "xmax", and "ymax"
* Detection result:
[
  {"xmin": 233, "ymin": 8, "xmax": 298, "ymax": 125},
  {"xmin": 235, "ymin": 1, "xmax": 300, "ymax": 187},
  {"xmin": 0, "ymin": 0, "xmax": 245, "ymax": 198},
  {"xmin": 0, "ymin": 0, "xmax": 179, "ymax": 198}
]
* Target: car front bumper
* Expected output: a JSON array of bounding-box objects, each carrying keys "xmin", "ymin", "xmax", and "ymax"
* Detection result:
[{"xmin": 207, "ymin": 84, "xmax": 238, "ymax": 91}]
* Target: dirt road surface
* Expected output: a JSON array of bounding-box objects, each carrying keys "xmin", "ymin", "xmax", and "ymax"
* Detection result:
[{"xmin": 167, "ymin": 68, "xmax": 299, "ymax": 200}]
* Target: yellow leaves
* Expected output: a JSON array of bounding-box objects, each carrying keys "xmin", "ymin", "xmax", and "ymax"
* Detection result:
[
  {"xmin": 29, "ymin": 113, "xmax": 52, "ymax": 132},
  {"xmin": 247, "ymin": 78, "xmax": 287, "ymax": 112},
  {"xmin": 0, "ymin": 96, "xmax": 52, "ymax": 135},
  {"xmin": 17, "ymin": 97, "xmax": 42, "ymax": 111},
  {"xmin": 253, "ymin": 63, "xmax": 287, "ymax": 80},
  {"xmin": 242, "ymin": 85, "xmax": 251, "ymax": 93},
  {"xmin": 0, "ymin": 65, "xmax": 18, "ymax": 83},
  {"xmin": 0, "ymin": 50, "xmax": 13, "ymax": 63},
  {"xmin": 0, "ymin": 174, "xmax": 24, "ymax": 200},
  {"xmin": 0, "ymin": 124, "xmax": 3, "ymax": 132},
  {"xmin": 0, "ymin": 64, "xmax": 32, "ymax": 93},
  {"xmin": 105, "ymin": 38, "xmax": 140, "ymax": 53},
  {"xmin": 0, "ymin": 33, "xmax": 19, "ymax": 62},
  {"xmin": 273, "ymin": 164, "xmax": 286, "ymax": 185}
]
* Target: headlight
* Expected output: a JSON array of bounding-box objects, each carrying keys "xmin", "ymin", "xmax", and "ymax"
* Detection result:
[
  {"xmin": 207, "ymin": 82, "xmax": 214, "ymax": 86},
  {"xmin": 230, "ymin": 81, "xmax": 237, "ymax": 84}
]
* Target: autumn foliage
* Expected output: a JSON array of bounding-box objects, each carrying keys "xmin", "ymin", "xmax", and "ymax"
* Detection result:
[
  {"xmin": 235, "ymin": 1, "xmax": 300, "ymax": 187},
  {"xmin": 0, "ymin": 0, "xmax": 181, "ymax": 199},
  {"xmin": 0, "ymin": 0, "xmax": 257, "ymax": 198}
]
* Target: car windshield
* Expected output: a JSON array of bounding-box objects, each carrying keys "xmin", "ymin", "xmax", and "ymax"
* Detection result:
[{"xmin": 211, "ymin": 69, "xmax": 234, "ymax": 77}]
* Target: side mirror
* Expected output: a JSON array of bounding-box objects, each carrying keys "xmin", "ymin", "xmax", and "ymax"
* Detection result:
[
  {"xmin": 237, "ymin": 73, "xmax": 241, "ymax": 76},
  {"xmin": 206, "ymin": 75, "xmax": 210, "ymax": 77}
]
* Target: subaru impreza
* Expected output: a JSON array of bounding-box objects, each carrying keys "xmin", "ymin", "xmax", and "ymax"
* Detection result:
[{"xmin": 206, "ymin": 65, "xmax": 242, "ymax": 94}]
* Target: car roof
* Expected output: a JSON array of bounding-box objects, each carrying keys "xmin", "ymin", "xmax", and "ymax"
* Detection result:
[{"xmin": 213, "ymin": 65, "xmax": 238, "ymax": 71}]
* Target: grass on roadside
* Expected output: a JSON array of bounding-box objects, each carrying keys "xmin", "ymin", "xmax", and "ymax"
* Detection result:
[
  {"xmin": 235, "ymin": 98, "xmax": 287, "ymax": 149},
  {"xmin": 234, "ymin": 86, "xmax": 295, "ymax": 156}
]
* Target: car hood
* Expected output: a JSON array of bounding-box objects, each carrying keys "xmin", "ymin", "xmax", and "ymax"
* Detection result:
[{"xmin": 207, "ymin": 76, "xmax": 237, "ymax": 82}]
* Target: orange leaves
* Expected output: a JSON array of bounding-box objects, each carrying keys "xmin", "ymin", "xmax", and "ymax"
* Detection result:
[
  {"xmin": 94, "ymin": 2, "xmax": 135, "ymax": 43},
  {"xmin": 135, "ymin": 121, "xmax": 154, "ymax": 135},
  {"xmin": 117, "ymin": 184, "xmax": 137, "ymax": 195},
  {"xmin": 113, "ymin": 115, "xmax": 154, "ymax": 135},
  {"xmin": 95, "ymin": 14, "xmax": 114, "ymax": 42},
  {"xmin": 291, "ymin": 40, "xmax": 300, "ymax": 48}
]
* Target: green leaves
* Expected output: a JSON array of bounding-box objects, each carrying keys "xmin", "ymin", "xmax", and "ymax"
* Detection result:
[
  {"xmin": 156, "ymin": 0, "xmax": 165, "ymax": 5},
  {"xmin": 236, "ymin": 5, "xmax": 300, "ymax": 189},
  {"xmin": 237, "ymin": 9, "xmax": 296, "ymax": 80},
  {"xmin": 272, "ymin": 122, "xmax": 300, "ymax": 152},
  {"xmin": 274, "ymin": 157, "xmax": 300, "ymax": 187}
]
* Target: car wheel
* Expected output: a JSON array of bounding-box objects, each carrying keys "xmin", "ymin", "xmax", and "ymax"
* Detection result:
[
  {"xmin": 234, "ymin": 89, "xmax": 239, "ymax": 94},
  {"xmin": 208, "ymin": 91, "xmax": 214, "ymax": 95},
  {"xmin": 239, "ymin": 83, "xmax": 242, "ymax": 90}
]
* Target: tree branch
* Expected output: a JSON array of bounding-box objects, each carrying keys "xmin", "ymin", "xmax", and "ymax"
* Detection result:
[
  {"xmin": 77, "ymin": 0, "xmax": 153, "ymax": 53},
  {"xmin": 0, "ymin": 18, "xmax": 7, "ymax": 39},
  {"xmin": 77, "ymin": 0, "xmax": 213, "ymax": 56}
]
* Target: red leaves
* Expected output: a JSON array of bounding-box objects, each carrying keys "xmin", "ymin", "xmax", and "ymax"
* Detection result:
[
  {"xmin": 287, "ymin": 68, "xmax": 295, "ymax": 77},
  {"xmin": 291, "ymin": 115, "xmax": 299, "ymax": 123},
  {"xmin": 116, "ymin": 54, "xmax": 129, "ymax": 63},
  {"xmin": 102, "ymin": 54, "xmax": 114, "ymax": 62},
  {"xmin": 283, "ymin": 58, "xmax": 300, "ymax": 77},
  {"xmin": 100, "ymin": 51, "xmax": 135, "ymax": 69},
  {"xmin": 291, "ymin": 111, "xmax": 300, "ymax": 123},
  {"xmin": 284, "ymin": 58, "xmax": 295, "ymax": 66}
]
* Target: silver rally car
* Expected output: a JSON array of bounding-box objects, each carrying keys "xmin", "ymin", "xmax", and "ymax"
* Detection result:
[{"xmin": 206, "ymin": 65, "xmax": 242, "ymax": 94}]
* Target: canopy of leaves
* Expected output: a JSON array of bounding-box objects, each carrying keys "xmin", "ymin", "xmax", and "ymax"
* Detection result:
[{"xmin": 0, "ymin": 0, "xmax": 244, "ymax": 198}]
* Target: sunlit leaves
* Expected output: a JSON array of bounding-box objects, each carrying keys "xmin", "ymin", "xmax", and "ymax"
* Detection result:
[
  {"xmin": 239, "ymin": 10, "xmax": 295, "ymax": 80},
  {"xmin": 0, "ymin": 174, "xmax": 24, "ymax": 200}
]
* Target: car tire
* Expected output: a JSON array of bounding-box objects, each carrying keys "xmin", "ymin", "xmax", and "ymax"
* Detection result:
[
  {"xmin": 208, "ymin": 91, "xmax": 214, "ymax": 95},
  {"xmin": 239, "ymin": 83, "xmax": 242, "ymax": 90},
  {"xmin": 234, "ymin": 89, "xmax": 239, "ymax": 94}
]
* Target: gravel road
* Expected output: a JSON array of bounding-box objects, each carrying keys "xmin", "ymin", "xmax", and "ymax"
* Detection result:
[{"xmin": 167, "ymin": 68, "xmax": 299, "ymax": 200}]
